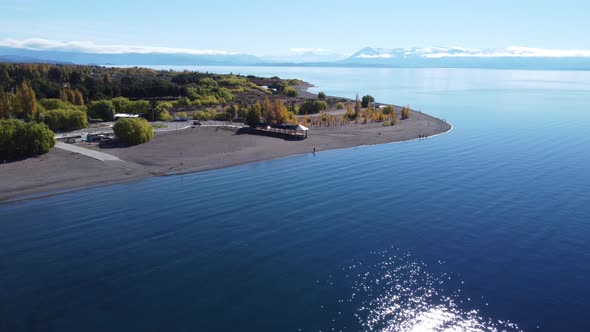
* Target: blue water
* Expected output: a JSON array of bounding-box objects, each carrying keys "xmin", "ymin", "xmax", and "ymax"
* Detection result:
[{"xmin": 2, "ymin": 67, "xmax": 590, "ymax": 331}]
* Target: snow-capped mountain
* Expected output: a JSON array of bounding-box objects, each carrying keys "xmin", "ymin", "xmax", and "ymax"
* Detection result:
[
  {"xmin": 2, "ymin": 38, "xmax": 590, "ymax": 70},
  {"xmin": 341, "ymin": 46, "xmax": 590, "ymax": 69},
  {"xmin": 263, "ymin": 48, "xmax": 348, "ymax": 63}
]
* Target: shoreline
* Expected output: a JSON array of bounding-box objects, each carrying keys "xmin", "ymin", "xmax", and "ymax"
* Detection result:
[{"xmin": 0, "ymin": 85, "xmax": 452, "ymax": 204}]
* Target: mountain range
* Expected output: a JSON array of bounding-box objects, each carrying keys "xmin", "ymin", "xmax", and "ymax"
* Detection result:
[{"xmin": 1, "ymin": 45, "xmax": 590, "ymax": 70}]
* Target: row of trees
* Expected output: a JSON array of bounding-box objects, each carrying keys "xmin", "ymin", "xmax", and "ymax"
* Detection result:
[{"xmin": 0, "ymin": 63, "xmax": 254, "ymax": 104}]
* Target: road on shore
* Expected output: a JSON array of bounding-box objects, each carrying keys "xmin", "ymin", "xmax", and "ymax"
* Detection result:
[{"xmin": 54, "ymin": 142, "xmax": 121, "ymax": 161}]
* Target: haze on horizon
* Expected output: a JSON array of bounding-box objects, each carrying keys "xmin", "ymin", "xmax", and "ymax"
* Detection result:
[{"xmin": 1, "ymin": 0, "xmax": 589, "ymax": 57}]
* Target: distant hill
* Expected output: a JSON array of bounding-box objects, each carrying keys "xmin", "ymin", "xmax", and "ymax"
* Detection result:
[
  {"xmin": 0, "ymin": 54, "xmax": 71, "ymax": 64},
  {"xmin": 0, "ymin": 47, "xmax": 263, "ymax": 66},
  {"xmin": 1, "ymin": 45, "xmax": 590, "ymax": 70}
]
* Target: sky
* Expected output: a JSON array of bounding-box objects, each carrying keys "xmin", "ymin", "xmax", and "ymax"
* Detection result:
[{"xmin": 1, "ymin": 0, "xmax": 589, "ymax": 56}]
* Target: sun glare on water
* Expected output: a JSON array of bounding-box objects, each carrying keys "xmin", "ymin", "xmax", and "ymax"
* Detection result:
[{"xmin": 319, "ymin": 249, "xmax": 521, "ymax": 332}]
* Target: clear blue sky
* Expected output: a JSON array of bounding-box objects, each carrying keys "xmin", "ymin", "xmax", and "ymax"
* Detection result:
[{"xmin": 1, "ymin": 0, "xmax": 589, "ymax": 55}]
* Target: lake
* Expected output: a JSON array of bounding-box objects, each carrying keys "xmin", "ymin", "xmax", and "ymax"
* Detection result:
[{"xmin": 1, "ymin": 66, "xmax": 590, "ymax": 331}]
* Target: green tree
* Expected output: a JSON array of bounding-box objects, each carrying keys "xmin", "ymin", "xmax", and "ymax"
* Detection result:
[
  {"xmin": 361, "ymin": 95, "xmax": 374, "ymax": 108},
  {"xmin": 318, "ymin": 91, "xmax": 326, "ymax": 99},
  {"xmin": 113, "ymin": 118, "xmax": 154, "ymax": 146},
  {"xmin": 73, "ymin": 90, "xmax": 84, "ymax": 105},
  {"xmin": 300, "ymin": 100, "xmax": 328, "ymax": 114},
  {"xmin": 335, "ymin": 102, "xmax": 344, "ymax": 109},
  {"xmin": 246, "ymin": 102, "xmax": 262, "ymax": 127},
  {"xmin": 155, "ymin": 101, "xmax": 174, "ymax": 121},
  {"xmin": 0, "ymin": 90, "xmax": 11, "ymax": 118},
  {"xmin": 88, "ymin": 100, "xmax": 115, "ymax": 121},
  {"xmin": 0, "ymin": 119, "xmax": 55, "ymax": 160},
  {"xmin": 103, "ymin": 72, "xmax": 112, "ymax": 86},
  {"xmin": 111, "ymin": 97, "xmax": 132, "ymax": 113},
  {"xmin": 126, "ymin": 100, "xmax": 150, "ymax": 116},
  {"xmin": 42, "ymin": 109, "xmax": 88, "ymax": 132},
  {"xmin": 226, "ymin": 105, "xmax": 237, "ymax": 119},
  {"xmin": 262, "ymin": 97, "xmax": 272, "ymax": 121}
]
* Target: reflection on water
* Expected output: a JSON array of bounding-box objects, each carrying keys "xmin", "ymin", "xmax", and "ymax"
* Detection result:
[{"xmin": 324, "ymin": 248, "xmax": 520, "ymax": 332}]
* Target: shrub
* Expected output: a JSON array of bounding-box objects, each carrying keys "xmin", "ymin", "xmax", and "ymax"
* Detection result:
[
  {"xmin": 39, "ymin": 98, "xmax": 71, "ymax": 110},
  {"xmin": 361, "ymin": 95, "xmax": 375, "ymax": 108},
  {"xmin": 88, "ymin": 100, "xmax": 115, "ymax": 121},
  {"xmin": 158, "ymin": 110, "xmax": 173, "ymax": 121},
  {"xmin": 42, "ymin": 109, "xmax": 88, "ymax": 132},
  {"xmin": 199, "ymin": 77, "xmax": 218, "ymax": 87},
  {"xmin": 300, "ymin": 100, "xmax": 328, "ymax": 114},
  {"xmin": 318, "ymin": 91, "xmax": 326, "ymax": 99},
  {"xmin": 401, "ymin": 106, "xmax": 410, "ymax": 119},
  {"xmin": 175, "ymin": 97, "xmax": 192, "ymax": 107},
  {"xmin": 382, "ymin": 105, "xmax": 395, "ymax": 114},
  {"xmin": 214, "ymin": 112, "xmax": 230, "ymax": 121},
  {"xmin": 193, "ymin": 110, "xmax": 213, "ymax": 121},
  {"xmin": 336, "ymin": 102, "xmax": 345, "ymax": 109},
  {"xmin": 283, "ymin": 86, "xmax": 298, "ymax": 97},
  {"xmin": 344, "ymin": 105, "xmax": 355, "ymax": 120},
  {"xmin": 113, "ymin": 118, "xmax": 154, "ymax": 146},
  {"xmin": 0, "ymin": 119, "xmax": 55, "ymax": 160},
  {"xmin": 192, "ymin": 112, "xmax": 204, "ymax": 120}
]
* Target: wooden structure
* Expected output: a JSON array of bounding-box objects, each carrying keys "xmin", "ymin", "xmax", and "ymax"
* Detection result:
[{"xmin": 250, "ymin": 124, "xmax": 309, "ymax": 140}]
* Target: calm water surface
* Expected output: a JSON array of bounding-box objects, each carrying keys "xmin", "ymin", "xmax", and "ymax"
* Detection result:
[{"xmin": 1, "ymin": 67, "xmax": 590, "ymax": 331}]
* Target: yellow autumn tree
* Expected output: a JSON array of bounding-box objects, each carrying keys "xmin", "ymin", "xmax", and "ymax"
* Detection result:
[{"xmin": 15, "ymin": 81, "xmax": 37, "ymax": 121}]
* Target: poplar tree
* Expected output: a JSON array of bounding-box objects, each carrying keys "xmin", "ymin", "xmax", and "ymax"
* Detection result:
[
  {"xmin": 0, "ymin": 90, "xmax": 11, "ymax": 118},
  {"xmin": 15, "ymin": 81, "xmax": 37, "ymax": 121},
  {"xmin": 354, "ymin": 93, "xmax": 361, "ymax": 117}
]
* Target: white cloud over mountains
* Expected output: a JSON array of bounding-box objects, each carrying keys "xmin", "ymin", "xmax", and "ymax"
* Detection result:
[
  {"xmin": 0, "ymin": 38, "xmax": 238, "ymax": 55},
  {"xmin": 355, "ymin": 46, "xmax": 590, "ymax": 59},
  {"xmin": 2, "ymin": 38, "xmax": 590, "ymax": 59}
]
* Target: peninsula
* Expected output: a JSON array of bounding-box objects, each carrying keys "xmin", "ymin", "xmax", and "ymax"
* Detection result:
[{"xmin": 0, "ymin": 64, "xmax": 450, "ymax": 202}]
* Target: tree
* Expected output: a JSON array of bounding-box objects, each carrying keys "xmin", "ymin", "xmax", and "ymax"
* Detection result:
[
  {"xmin": 88, "ymin": 100, "xmax": 115, "ymax": 121},
  {"xmin": 113, "ymin": 118, "xmax": 154, "ymax": 146},
  {"xmin": 361, "ymin": 95, "xmax": 374, "ymax": 108},
  {"xmin": 226, "ymin": 105, "xmax": 237, "ymax": 119},
  {"xmin": 354, "ymin": 93, "xmax": 361, "ymax": 117},
  {"xmin": 42, "ymin": 109, "xmax": 88, "ymax": 132},
  {"xmin": 262, "ymin": 97, "xmax": 272, "ymax": 121},
  {"xmin": 318, "ymin": 91, "xmax": 326, "ymax": 99},
  {"xmin": 245, "ymin": 102, "xmax": 262, "ymax": 127},
  {"xmin": 103, "ymin": 72, "xmax": 112, "ymax": 86},
  {"xmin": 0, "ymin": 90, "xmax": 11, "ymax": 118},
  {"xmin": 15, "ymin": 81, "xmax": 38, "ymax": 121},
  {"xmin": 155, "ymin": 101, "xmax": 174, "ymax": 121},
  {"xmin": 0, "ymin": 119, "xmax": 55, "ymax": 160},
  {"xmin": 73, "ymin": 89, "xmax": 84, "ymax": 105},
  {"xmin": 300, "ymin": 99, "xmax": 328, "ymax": 114},
  {"xmin": 111, "ymin": 97, "xmax": 132, "ymax": 113}
]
